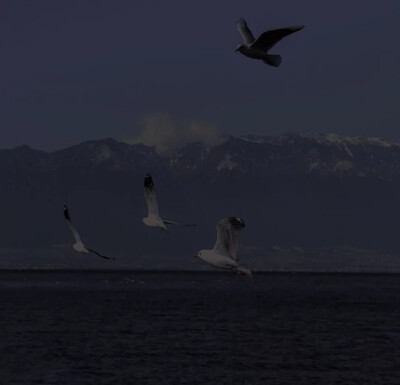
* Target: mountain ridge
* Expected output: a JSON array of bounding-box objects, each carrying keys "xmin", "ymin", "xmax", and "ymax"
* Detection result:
[{"xmin": 1, "ymin": 132, "xmax": 399, "ymax": 269}]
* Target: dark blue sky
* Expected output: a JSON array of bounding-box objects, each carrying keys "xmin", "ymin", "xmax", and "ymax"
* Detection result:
[{"xmin": 2, "ymin": 0, "xmax": 400, "ymax": 150}]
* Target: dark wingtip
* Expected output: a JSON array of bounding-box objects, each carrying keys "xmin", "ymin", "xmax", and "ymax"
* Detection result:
[
  {"xmin": 144, "ymin": 173, "xmax": 155, "ymax": 191},
  {"xmin": 228, "ymin": 216, "xmax": 246, "ymax": 229},
  {"xmin": 63, "ymin": 205, "xmax": 70, "ymax": 220}
]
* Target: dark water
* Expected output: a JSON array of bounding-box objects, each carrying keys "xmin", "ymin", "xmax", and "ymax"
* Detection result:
[{"xmin": 1, "ymin": 271, "xmax": 400, "ymax": 385}]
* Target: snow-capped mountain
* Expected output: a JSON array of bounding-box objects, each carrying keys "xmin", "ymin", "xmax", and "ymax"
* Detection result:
[{"xmin": 1, "ymin": 133, "xmax": 400, "ymax": 263}]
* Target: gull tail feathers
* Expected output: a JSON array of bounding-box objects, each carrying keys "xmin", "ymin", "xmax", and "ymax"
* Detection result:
[{"xmin": 263, "ymin": 54, "xmax": 281, "ymax": 67}]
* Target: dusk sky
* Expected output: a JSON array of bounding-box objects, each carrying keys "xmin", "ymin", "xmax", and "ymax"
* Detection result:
[{"xmin": 2, "ymin": 0, "xmax": 400, "ymax": 150}]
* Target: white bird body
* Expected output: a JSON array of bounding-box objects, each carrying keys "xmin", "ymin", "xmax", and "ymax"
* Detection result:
[
  {"xmin": 197, "ymin": 249, "xmax": 239, "ymax": 270},
  {"xmin": 142, "ymin": 214, "xmax": 167, "ymax": 231},
  {"xmin": 142, "ymin": 174, "xmax": 195, "ymax": 231},
  {"xmin": 196, "ymin": 217, "xmax": 252, "ymax": 277},
  {"xmin": 72, "ymin": 241, "xmax": 89, "ymax": 254},
  {"xmin": 236, "ymin": 18, "xmax": 304, "ymax": 67}
]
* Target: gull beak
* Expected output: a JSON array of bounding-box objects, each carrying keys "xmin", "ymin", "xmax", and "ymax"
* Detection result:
[
  {"xmin": 235, "ymin": 48, "xmax": 238, "ymax": 52},
  {"xmin": 193, "ymin": 254, "xmax": 198, "ymax": 258}
]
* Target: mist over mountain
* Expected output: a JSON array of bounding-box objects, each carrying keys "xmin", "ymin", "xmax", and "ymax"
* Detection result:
[{"xmin": 1, "ymin": 133, "xmax": 399, "ymax": 269}]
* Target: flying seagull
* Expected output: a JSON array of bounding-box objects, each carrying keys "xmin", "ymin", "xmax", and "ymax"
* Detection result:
[
  {"xmin": 142, "ymin": 173, "xmax": 196, "ymax": 231},
  {"xmin": 63, "ymin": 205, "xmax": 114, "ymax": 260},
  {"xmin": 195, "ymin": 217, "xmax": 252, "ymax": 276},
  {"xmin": 235, "ymin": 18, "xmax": 304, "ymax": 67}
]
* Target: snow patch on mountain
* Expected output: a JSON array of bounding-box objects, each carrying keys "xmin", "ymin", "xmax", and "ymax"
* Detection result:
[
  {"xmin": 217, "ymin": 153, "xmax": 237, "ymax": 171},
  {"xmin": 242, "ymin": 133, "xmax": 399, "ymax": 150},
  {"xmin": 365, "ymin": 137, "xmax": 395, "ymax": 148},
  {"xmin": 307, "ymin": 161, "xmax": 320, "ymax": 173},
  {"xmin": 334, "ymin": 160, "xmax": 355, "ymax": 174},
  {"xmin": 94, "ymin": 145, "xmax": 113, "ymax": 163},
  {"xmin": 302, "ymin": 133, "xmax": 398, "ymax": 149}
]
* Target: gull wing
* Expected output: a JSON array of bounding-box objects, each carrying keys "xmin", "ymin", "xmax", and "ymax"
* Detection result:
[
  {"xmin": 64, "ymin": 205, "xmax": 83, "ymax": 244},
  {"xmin": 237, "ymin": 18, "xmax": 255, "ymax": 45},
  {"xmin": 144, "ymin": 174, "xmax": 160, "ymax": 217},
  {"xmin": 163, "ymin": 219, "xmax": 196, "ymax": 227},
  {"xmin": 87, "ymin": 248, "xmax": 115, "ymax": 260},
  {"xmin": 213, "ymin": 217, "xmax": 246, "ymax": 261},
  {"xmin": 251, "ymin": 25, "xmax": 304, "ymax": 51}
]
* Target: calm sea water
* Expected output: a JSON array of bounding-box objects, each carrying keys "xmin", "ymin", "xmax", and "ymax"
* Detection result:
[{"xmin": 0, "ymin": 271, "xmax": 399, "ymax": 385}]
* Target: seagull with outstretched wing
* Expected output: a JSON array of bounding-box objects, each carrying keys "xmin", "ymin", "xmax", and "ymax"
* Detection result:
[
  {"xmin": 142, "ymin": 174, "xmax": 196, "ymax": 231},
  {"xmin": 236, "ymin": 18, "xmax": 304, "ymax": 67},
  {"xmin": 63, "ymin": 205, "xmax": 114, "ymax": 260},
  {"xmin": 195, "ymin": 217, "xmax": 252, "ymax": 276}
]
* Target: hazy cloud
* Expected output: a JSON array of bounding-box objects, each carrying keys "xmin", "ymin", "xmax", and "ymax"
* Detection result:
[{"xmin": 121, "ymin": 113, "xmax": 226, "ymax": 155}]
